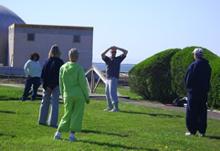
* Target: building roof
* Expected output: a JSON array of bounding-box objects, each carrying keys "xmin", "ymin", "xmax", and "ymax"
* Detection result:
[{"xmin": 10, "ymin": 23, "xmax": 93, "ymax": 31}]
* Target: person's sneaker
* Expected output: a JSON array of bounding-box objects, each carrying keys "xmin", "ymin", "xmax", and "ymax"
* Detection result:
[
  {"xmin": 185, "ymin": 132, "xmax": 195, "ymax": 136},
  {"xmin": 54, "ymin": 132, "xmax": 61, "ymax": 140},
  {"xmin": 109, "ymin": 108, "xmax": 119, "ymax": 112},
  {"xmin": 198, "ymin": 133, "xmax": 205, "ymax": 137},
  {"xmin": 69, "ymin": 134, "xmax": 76, "ymax": 142},
  {"xmin": 20, "ymin": 97, "xmax": 27, "ymax": 101},
  {"xmin": 103, "ymin": 108, "xmax": 113, "ymax": 111}
]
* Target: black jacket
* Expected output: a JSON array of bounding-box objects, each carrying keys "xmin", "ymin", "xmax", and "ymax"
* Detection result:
[
  {"xmin": 185, "ymin": 58, "xmax": 211, "ymax": 93},
  {"xmin": 41, "ymin": 57, "xmax": 64, "ymax": 89}
]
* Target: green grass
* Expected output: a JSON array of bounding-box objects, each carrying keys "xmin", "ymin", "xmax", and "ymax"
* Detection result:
[
  {"xmin": 0, "ymin": 86, "xmax": 220, "ymax": 151},
  {"xmin": 95, "ymin": 83, "xmax": 143, "ymax": 100},
  {"xmin": 0, "ymin": 100, "xmax": 220, "ymax": 151},
  {"xmin": 0, "ymin": 86, "xmax": 23, "ymax": 100}
]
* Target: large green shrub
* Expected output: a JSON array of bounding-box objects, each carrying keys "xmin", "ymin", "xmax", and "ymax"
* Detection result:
[
  {"xmin": 129, "ymin": 49, "xmax": 180, "ymax": 103},
  {"xmin": 209, "ymin": 58, "xmax": 220, "ymax": 108},
  {"xmin": 171, "ymin": 46, "xmax": 220, "ymax": 108}
]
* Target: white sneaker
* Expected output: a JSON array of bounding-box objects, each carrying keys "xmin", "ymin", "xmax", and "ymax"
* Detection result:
[
  {"xmin": 198, "ymin": 133, "xmax": 205, "ymax": 137},
  {"xmin": 54, "ymin": 132, "xmax": 61, "ymax": 140},
  {"xmin": 104, "ymin": 108, "xmax": 113, "ymax": 111},
  {"xmin": 109, "ymin": 108, "xmax": 119, "ymax": 112},
  {"xmin": 185, "ymin": 132, "xmax": 194, "ymax": 136}
]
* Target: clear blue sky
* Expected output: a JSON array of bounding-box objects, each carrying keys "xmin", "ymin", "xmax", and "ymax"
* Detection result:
[{"xmin": 1, "ymin": 0, "xmax": 220, "ymax": 64}]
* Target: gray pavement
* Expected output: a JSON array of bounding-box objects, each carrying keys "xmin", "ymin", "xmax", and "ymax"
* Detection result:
[{"xmin": 120, "ymin": 98, "xmax": 220, "ymax": 120}]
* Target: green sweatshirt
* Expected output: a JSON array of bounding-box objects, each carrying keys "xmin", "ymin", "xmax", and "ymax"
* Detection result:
[{"xmin": 59, "ymin": 62, "xmax": 89, "ymax": 103}]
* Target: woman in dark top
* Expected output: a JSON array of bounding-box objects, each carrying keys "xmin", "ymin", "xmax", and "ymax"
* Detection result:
[{"xmin": 38, "ymin": 44, "xmax": 64, "ymax": 127}]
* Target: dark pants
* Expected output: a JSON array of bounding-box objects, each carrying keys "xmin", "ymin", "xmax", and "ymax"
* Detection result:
[
  {"xmin": 22, "ymin": 77, "xmax": 41, "ymax": 100},
  {"xmin": 186, "ymin": 91, "xmax": 208, "ymax": 134}
]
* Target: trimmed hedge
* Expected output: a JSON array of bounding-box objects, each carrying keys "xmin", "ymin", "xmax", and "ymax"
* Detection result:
[
  {"xmin": 129, "ymin": 49, "xmax": 180, "ymax": 103},
  {"xmin": 209, "ymin": 58, "xmax": 220, "ymax": 108},
  {"xmin": 129, "ymin": 46, "xmax": 220, "ymax": 108},
  {"xmin": 171, "ymin": 46, "xmax": 220, "ymax": 108}
]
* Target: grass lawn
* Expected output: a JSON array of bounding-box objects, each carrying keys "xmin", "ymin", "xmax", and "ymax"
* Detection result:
[
  {"xmin": 95, "ymin": 83, "xmax": 143, "ymax": 100},
  {"xmin": 0, "ymin": 86, "xmax": 220, "ymax": 151},
  {"xmin": 0, "ymin": 85, "xmax": 23, "ymax": 100}
]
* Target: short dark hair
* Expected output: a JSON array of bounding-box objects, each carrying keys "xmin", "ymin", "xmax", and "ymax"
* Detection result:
[{"xmin": 30, "ymin": 52, "xmax": 40, "ymax": 61}]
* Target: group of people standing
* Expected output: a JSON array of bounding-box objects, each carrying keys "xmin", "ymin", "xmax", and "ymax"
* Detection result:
[
  {"xmin": 21, "ymin": 44, "xmax": 90, "ymax": 141},
  {"xmin": 20, "ymin": 44, "xmax": 211, "ymax": 141}
]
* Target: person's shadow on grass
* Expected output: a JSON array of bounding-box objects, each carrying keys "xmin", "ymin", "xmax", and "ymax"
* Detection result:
[
  {"xmin": 205, "ymin": 135, "xmax": 220, "ymax": 140},
  {"xmin": 120, "ymin": 110, "xmax": 183, "ymax": 118},
  {"xmin": 0, "ymin": 133, "xmax": 16, "ymax": 138},
  {"xmin": 78, "ymin": 139, "xmax": 159, "ymax": 151},
  {"xmin": 57, "ymin": 138, "xmax": 159, "ymax": 151},
  {"xmin": 81, "ymin": 129, "xmax": 129, "ymax": 137},
  {"xmin": 0, "ymin": 110, "xmax": 16, "ymax": 114}
]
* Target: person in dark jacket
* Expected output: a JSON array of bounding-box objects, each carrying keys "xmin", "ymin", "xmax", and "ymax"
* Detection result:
[
  {"xmin": 184, "ymin": 48, "xmax": 211, "ymax": 137},
  {"xmin": 38, "ymin": 44, "xmax": 64, "ymax": 127}
]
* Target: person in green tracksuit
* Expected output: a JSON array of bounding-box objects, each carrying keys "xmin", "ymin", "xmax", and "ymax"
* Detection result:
[{"xmin": 54, "ymin": 48, "xmax": 89, "ymax": 142}]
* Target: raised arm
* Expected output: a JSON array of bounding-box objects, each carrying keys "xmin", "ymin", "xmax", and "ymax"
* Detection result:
[
  {"xmin": 116, "ymin": 46, "xmax": 128, "ymax": 56},
  {"xmin": 101, "ymin": 47, "xmax": 113, "ymax": 58}
]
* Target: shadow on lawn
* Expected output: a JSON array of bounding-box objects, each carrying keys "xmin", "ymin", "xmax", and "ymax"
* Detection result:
[
  {"xmin": 78, "ymin": 139, "xmax": 159, "ymax": 151},
  {"xmin": 81, "ymin": 129, "xmax": 128, "ymax": 137},
  {"xmin": 206, "ymin": 135, "xmax": 220, "ymax": 140},
  {"xmin": 0, "ymin": 97, "xmax": 20, "ymax": 101},
  {"xmin": 0, "ymin": 133, "xmax": 16, "ymax": 138},
  {"xmin": 0, "ymin": 110, "xmax": 16, "ymax": 114},
  {"xmin": 120, "ymin": 110, "xmax": 183, "ymax": 118}
]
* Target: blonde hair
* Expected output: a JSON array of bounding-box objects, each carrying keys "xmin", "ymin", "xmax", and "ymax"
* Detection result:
[
  {"xmin": 48, "ymin": 44, "xmax": 61, "ymax": 58},
  {"xmin": 68, "ymin": 48, "xmax": 79, "ymax": 62}
]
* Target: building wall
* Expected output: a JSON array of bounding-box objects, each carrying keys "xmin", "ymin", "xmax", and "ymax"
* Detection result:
[{"xmin": 8, "ymin": 24, "xmax": 93, "ymax": 70}]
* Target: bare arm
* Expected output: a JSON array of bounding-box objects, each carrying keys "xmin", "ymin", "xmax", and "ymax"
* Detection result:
[
  {"xmin": 101, "ymin": 47, "xmax": 112, "ymax": 58},
  {"xmin": 116, "ymin": 46, "xmax": 128, "ymax": 56}
]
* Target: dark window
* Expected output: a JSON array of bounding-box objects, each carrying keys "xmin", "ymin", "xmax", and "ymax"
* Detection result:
[
  {"xmin": 73, "ymin": 35, "xmax": 81, "ymax": 43},
  {"xmin": 27, "ymin": 33, "xmax": 35, "ymax": 41}
]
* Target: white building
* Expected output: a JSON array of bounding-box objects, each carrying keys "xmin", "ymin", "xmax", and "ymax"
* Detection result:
[
  {"xmin": 0, "ymin": 5, "xmax": 93, "ymax": 75},
  {"xmin": 8, "ymin": 23, "xmax": 93, "ymax": 70}
]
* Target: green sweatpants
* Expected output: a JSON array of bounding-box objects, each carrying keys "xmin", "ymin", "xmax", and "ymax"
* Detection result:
[{"xmin": 58, "ymin": 96, "xmax": 85, "ymax": 132}]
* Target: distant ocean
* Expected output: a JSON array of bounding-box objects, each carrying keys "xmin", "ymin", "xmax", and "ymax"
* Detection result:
[{"xmin": 93, "ymin": 63, "xmax": 135, "ymax": 73}]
